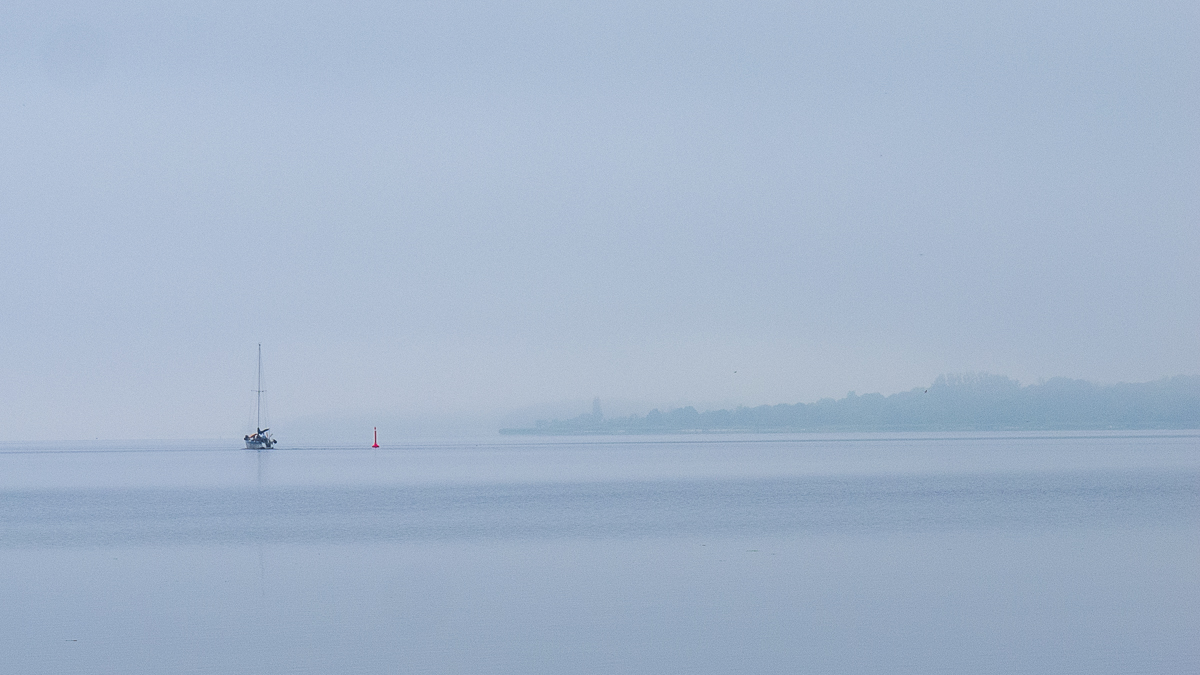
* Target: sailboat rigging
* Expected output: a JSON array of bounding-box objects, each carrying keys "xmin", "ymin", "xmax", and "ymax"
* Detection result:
[{"xmin": 245, "ymin": 344, "xmax": 277, "ymax": 449}]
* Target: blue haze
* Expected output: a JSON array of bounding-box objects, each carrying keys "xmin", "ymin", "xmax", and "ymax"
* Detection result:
[
  {"xmin": 3, "ymin": 4, "xmax": 1197, "ymax": 672},
  {"xmin": 0, "ymin": 2, "xmax": 1197, "ymax": 440}
]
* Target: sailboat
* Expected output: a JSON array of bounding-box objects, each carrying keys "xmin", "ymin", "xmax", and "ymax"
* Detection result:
[{"xmin": 245, "ymin": 344, "xmax": 277, "ymax": 449}]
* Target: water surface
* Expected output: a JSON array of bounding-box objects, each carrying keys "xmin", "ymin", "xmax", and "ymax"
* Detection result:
[{"xmin": 2, "ymin": 432, "xmax": 1197, "ymax": 673}]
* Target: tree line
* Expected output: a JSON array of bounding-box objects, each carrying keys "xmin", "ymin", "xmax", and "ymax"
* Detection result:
[{"xmin": 500, "ymin": 374, "xmax": 1200, "ymax": 434}]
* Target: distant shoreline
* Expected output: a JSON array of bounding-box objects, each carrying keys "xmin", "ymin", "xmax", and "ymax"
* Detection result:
[
  {"xmin": 500, "ymin": 425, "xmax": 1200, "ymax": 436},
  {"xmin": 500, "ymin": 374, "xmax": 1200, "ymax": 436}
]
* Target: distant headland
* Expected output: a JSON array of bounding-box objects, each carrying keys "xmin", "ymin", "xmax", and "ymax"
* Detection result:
[{"xmin": 500, "ymin": 374, "xmax": 1200, "ymax": 435}]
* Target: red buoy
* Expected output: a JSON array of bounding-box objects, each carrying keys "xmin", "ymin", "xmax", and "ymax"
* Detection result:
[{"xmin": 372, "ymin": 427, "xmax": 379, "ymax": 448}]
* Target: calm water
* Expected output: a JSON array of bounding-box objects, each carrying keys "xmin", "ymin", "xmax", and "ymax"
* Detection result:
[{"xmin": 2, "ymin": 432, "xmax": 1197, "ymax": 674}]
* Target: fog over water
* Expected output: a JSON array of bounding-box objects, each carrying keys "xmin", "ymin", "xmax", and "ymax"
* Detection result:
[
  {"xmin": 4, "ymin": 8, "xmax": 1196, "ymax": 673},
  {"xmin": 0, "ymin": 2, "xmax": 1196, "ymax": 440}
]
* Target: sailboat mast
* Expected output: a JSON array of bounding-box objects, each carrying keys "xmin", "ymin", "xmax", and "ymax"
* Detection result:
[{"xmin": 256, "ymin": 343, "xmax": 262, "ymax": 431}]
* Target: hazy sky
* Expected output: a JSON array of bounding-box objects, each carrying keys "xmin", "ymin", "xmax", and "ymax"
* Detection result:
[{"xmin": 1, "ymin": 1, "xmax": 1197, "ymax": 440}]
